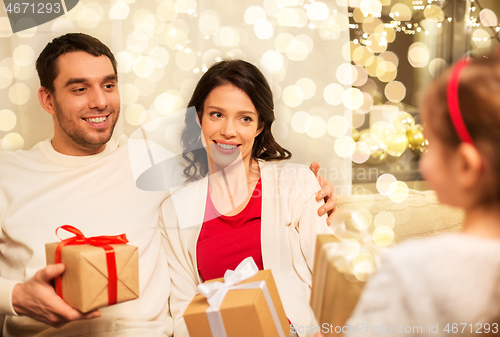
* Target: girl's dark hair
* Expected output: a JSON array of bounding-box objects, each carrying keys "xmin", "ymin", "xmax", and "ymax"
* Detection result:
[
  {"xmin": 181, "ymin": 59, "xmax": 291, "ymax": 180},
  {"xmin": 425, "ymin": 53, "xmax": 500, "ymax": 205}
]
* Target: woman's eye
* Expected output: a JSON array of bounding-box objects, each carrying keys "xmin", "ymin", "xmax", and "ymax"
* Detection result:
[
  {"xmin": 211, "ymin": 112, "xmax": 222, "ymax": 118},
  {"xmin": 241, "ymin": 116, "xmax": 252, "ymax": 122}
]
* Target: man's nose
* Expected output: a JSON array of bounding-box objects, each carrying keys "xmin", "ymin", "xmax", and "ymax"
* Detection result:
[{"xmin": 89, "ymin": 88, "xmax": 107, "ymax": 110}]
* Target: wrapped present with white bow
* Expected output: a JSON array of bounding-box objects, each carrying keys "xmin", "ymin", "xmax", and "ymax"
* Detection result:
[
  {"xmin": 310, "ymin": 210, "xmax": 389, "ymax": 334},
  {"xmin": 183, "ymin": 257, "xmax": 289, "ymax": 337}
]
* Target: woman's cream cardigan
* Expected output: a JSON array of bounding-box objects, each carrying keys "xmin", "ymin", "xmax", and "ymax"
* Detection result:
[{"xmin": 160, "ymin": 160, "xmax": 330, "ymax": 337}]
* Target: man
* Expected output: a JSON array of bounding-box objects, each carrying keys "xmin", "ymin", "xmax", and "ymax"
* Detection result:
[
  {"xmin": 0, "ymin": 33, "xmax": 336, "ymax": 336},
  {"xmin": 0, "ymin": 33, "xmax": 173, "ymax": 337}
]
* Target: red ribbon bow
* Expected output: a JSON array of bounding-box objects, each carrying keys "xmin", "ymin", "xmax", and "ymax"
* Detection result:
[{"xmin": 54, "ymin": 225, "xmax": 129, "ymax": 307}]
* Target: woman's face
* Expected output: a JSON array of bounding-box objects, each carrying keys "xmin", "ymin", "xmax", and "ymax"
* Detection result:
[{"xmin": 200, "ymin": 84, "xmax": 263, "ymax": 169}]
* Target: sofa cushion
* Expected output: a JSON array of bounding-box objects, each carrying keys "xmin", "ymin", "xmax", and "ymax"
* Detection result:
[{"xmin": 336, "ymin": 189, "xmax": 464, "ymax": 243}]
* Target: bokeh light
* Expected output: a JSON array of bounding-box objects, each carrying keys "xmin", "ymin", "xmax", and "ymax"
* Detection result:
[
  {"xmin": 389, "ymin": 181, "xmax": 410, "ymax": 203},
  {"xmin": 109, "ymin": 1, "xmax": 130, "ymax": 20},
  {"xmin": 254, "ymin": 19, "xmax": 274, "ymax": 39},
  {"xmin": 295, "ymin": 78, "xmax": 316, "ymax": 100},
  {"xmin": 286, "ymin": 36, "xmax": 312, "ymax": 61},
  {"xmin": 386, "ymin": 132, "xmax": 409, "ymax": 157},
  {"xmin": 245, "ymin": 6, "xmax": 266, "ymax": 24},
  {"xmin": 372, "ymin": 226, "xmax": 394, "ymax": 247},
  {"xmin": 0, "ymin": 110, "xmax": 17, "ymax": 132},
  {"xmin": 472, "ymin": 29, "xmax": 491, "ymax": 49},
  {"xmin": 175, "ymin": 0, "xmax": 197, "ymax": 14},
  {"xmin": 157, "ymin": 1, "xmax": 178, "ymax": 21},
  {"xmin": 360, "ymin": 0, "xmax": 382, "ymax": 15},
  {"xmin": 366, "ymin": 33, "xmax": 387, "ymax": 54},
  {"xmin": 214, "ymin": 26, "xmax": 240, "ymax": 47},
  {"xmin": 307, "ymin": 2, "xmax": 329, "ymax": 20},
  {"xmin": 392, "ymin": 111, "xmax": 415, "ymax": 132},
  {"xmin": 261, "ymin": 50, "xmax": 284, "ymax": 73},
  {"xmin": 116, "ymin": 51, "xmax": 134, "ymax": 73},
  {"xmin": 327, "ymin": 115, "xmax": 349, "ymax": 137},
  {"xmin": 351, "ymin": 141, "xmax": 370, "ymax": 164},
  {"xmin": 408, "ymin": 42, "xmax": 430, "ymax": 68},
  {"xmin": 13, "ymin": 46, "xmax": 34, "ymax": 67},
  {"xmin": 342, "ymin": 88, "xmax": 364, "ymax": 110},
  {"xmin": 390, "ymin": 3, "xmax": 412, "ymax": 21},
  {"xmin": 2, "ymin": 133, "xmax": 24, "ymax": 151},
  {"xmin": 9, "ymin": 83, "xmax": 30, "ymax": 106},
  {"xmin": 125, "ymin": 104, "xmax": 146, "ymax": 126},
  {"xmin": 291, "ymin": 111, "xmax": 311, "ymax": 134},
  {"xmin": 133, "ymin": 56, "xmax": 155, "ymax": 78},
  {"xmin": 429, "ymin": 58, "xmax": 448, "ymax": 78},
  {"xmin": 305, "ymin": 116, "xmax": 327, "ymax": 138},
  {"xmin": 480, "ymin": 9, "xmax": 498, "ymax": 27},
  {"xmin": 283, "ymin": 85, "xmax": 304, "ymax": 107},
  {"xmin": 275, "ymin": 33, "xmax": 294, "ymax": 52},
  {"xmin": 423, "ymin": 4, "xmax": 444, "ymax": 22},
  {"xmin": 336, "ymin": 63, "xmax": 358, "ymax": 86},
  {"xmin": 335, "ymin": 136, "xmax": 356, "ymax": 158},
  {"xmin": 385, "ymin": 81, "xmax": 406, "ymax": 102},
  {"xmin": 199, "ymin": 10, "xmax": 220, "ymax": 35},
  {"xmin": 353, "ymin": 65, "xmax": 368, "ymax": 87},
  {"xmin": 376, "ymin": 173, "xmax": 397, "ymax": 196},
  {"xmin": 353, "ymin": 253, "xmax": 376, "ymax": 282},
  {"xmin": 0, "ymin": 66, "xmax": 13, "ymax": 89},
  {"xmin": 175, "ymin": 49, "xmax": 197, "ymax": 71},
  {"xmin": 121, "ymin": 83, "xmax": 140, "ymax": 105},
  {"xmin": 362, "ymin": 16, "xmax": 383, "ymax": 35}
]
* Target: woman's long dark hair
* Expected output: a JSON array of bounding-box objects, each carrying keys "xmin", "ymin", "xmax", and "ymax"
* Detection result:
[{"xmin": 181, "ymin": 59, "xmax": 291, "ymax": 180}]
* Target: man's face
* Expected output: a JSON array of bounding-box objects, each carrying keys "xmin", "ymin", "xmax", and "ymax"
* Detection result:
[{"xmin": 46, "ymin": 51, "xmax": 120, "ymax": 156}]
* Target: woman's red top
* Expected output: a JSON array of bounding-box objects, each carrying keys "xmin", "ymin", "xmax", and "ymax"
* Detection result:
[{"xmin": 197, "ymin": 178, "xmax": 263, "ymax": 281}]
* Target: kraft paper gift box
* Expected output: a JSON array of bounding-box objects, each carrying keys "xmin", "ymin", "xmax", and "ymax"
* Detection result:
[
  {"xmin": 310, "ymin": 234, "xmax": 365, "ymax": 333},
  {"xmin": 183, "ymin": 258, "xmax": 289, "ymax": 337},
  {"xmin": 310, "ymin": 211, "xmax": 385, "ymax": 335},
  {"xmin": 45, "ymin": 226, "xmax": 139, "ymax": 313}
]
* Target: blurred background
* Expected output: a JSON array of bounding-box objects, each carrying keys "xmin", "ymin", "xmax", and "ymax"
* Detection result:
[{"xmin": 0, "ymin": 0, "xmax": 499, "ymax": 199}]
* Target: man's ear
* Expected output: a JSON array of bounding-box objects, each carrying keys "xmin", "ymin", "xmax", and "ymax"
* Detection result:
[
  {"xmin": 455, "ymin": 143, "xmax": 484, "ymax": 190},
  {"xmin": 38, "ymin": 87, "xmax": 56, "ymax": 116}
]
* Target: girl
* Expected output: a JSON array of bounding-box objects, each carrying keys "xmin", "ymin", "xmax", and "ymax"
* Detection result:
[
  {"xmin": 161, "ymin": 60, "xmax": 333, "ymax": 337},
  {"xmin": 340, "ymin": 54, "xmax": 500, "ymax": 335}
]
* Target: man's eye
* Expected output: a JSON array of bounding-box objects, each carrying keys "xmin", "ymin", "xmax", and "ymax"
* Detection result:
[
  {"xmin": 73, "ymin": 88, "xmax": 86, "ymax": 92},
  {"xmin": 104, "ymin": 84, "xmax": 115, "ymax": 89}
]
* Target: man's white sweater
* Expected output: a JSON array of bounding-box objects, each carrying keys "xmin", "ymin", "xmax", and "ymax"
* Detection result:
[{"xmin": 0, "ymin": 136, "xmax": 172, "ymax": 337}]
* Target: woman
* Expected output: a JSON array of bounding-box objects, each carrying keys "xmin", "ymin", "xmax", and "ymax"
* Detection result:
[{"xmin": 161, "ymin": 60, "xmax": 331, "ymax": 337}]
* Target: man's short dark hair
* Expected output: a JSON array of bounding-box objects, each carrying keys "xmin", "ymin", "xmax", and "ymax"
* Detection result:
[{"xmin": 36, "ymin": 33, "xmax": 118, "ymax": 93}]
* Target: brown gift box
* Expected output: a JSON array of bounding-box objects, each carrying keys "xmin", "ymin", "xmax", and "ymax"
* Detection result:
[
  {"xmin": 183, "ymin": 269, "xmax": 289, "ymax": 337},
  {"xmin": 45, "ymin": 242, "xmax": 139, "ymax": 313},
  {"xmin": 310, "ymin": 234, "xmax": 366, "ymax": 335}
]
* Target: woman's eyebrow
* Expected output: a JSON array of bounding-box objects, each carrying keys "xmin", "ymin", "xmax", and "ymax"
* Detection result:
[{"xmin": 206, "ymin": 106, "xmax": 256, "ymax": 115}]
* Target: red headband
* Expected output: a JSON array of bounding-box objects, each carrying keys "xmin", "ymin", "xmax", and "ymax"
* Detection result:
[{"xmin": 447, "ymin": 58, "xmax": 474, "ymax": 145}]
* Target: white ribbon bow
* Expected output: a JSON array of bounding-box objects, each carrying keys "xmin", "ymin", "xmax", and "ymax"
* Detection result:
[
  {"xmin": 197, "ymin": 257, "xmax": 285, "ymax": 337},
  {"xmin": 329, "ymin": 209, "xmax": 382, "ymax": 267}
]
